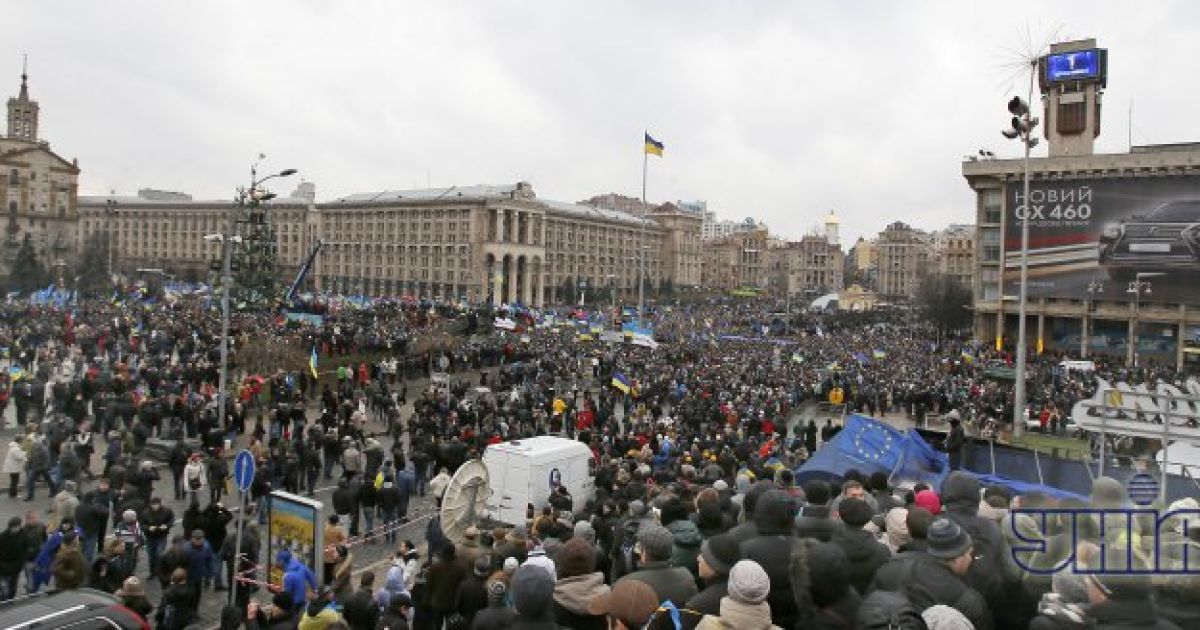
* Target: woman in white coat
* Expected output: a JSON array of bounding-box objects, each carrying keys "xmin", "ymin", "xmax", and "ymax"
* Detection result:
[
  {"xmin": 183, "ymin": 453, "xmax": 207, "ymax": 504},
  {"xmin": 4, "ymin": 441, "xmax": 27, "ymax": 498}
]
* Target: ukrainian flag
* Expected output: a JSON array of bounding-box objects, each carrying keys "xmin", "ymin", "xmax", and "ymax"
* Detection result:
[
  {"xmin": 310, "ymin": 346, "xmax": 319, "ymax": 379},
  {"xmin": 644, "ymin": 132, "xmax": 664, "ymax": 157},
  {"xmin": 960, "ymin": 350, "xmax": 975, "ymax": 364},
  {"xmin": 872, "ymin": 349, "xmax": 887, "ymax": 359},
  {"xmin": 612, "ymin": 371, "xmax": 631, "ymax": 394}
]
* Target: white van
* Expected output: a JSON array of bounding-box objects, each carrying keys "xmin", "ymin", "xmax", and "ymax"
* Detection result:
[{"xmin": 482, "ymin": 436, "xmax": 595, "ymax": 526}]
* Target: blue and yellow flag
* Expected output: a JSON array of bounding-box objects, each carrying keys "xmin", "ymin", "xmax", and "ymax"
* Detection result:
[
  {"xmin": 310, "ymin": 346, "xmax": 319, "ymax": 379},
  {"xmin": 644, "ymin": 132, "xmax": 664, "ymax": 157},
  {"xmin": 612, "ymin": 371, "xmax": 631, "ymax": 394},
  {"xmin": 960, "ymin": 350, "xmax": 975, "ymax": 364}
]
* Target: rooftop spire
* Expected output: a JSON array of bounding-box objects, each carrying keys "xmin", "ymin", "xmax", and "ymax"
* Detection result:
[{"xmin": 18, "ymin": 54, "xmax": 28, "ymax": 101}]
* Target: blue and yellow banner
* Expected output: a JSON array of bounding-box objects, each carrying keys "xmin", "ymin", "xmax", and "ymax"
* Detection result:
[{"xmin": 644, "ymin": 132, "xmax": 664, "ymax": 157}]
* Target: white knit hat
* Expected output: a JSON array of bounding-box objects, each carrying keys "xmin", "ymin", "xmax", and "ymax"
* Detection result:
[{"xmin": 727, "ymin": 560, "xmax": 770, "ymax": 605}]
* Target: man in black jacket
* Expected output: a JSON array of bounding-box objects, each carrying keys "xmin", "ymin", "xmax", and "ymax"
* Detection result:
[
  {"xmin": 830, "ymin": 497, "xmax": 890, "ymax": 595},
  {"xmin": 939, "ymin": 471, "xmax": 1018, "ymax": 629},
  {"xmin": 794, "ymin": 479, "xmax": 839, "ymax": 542},
  {"xmin": 739, "ymin": 489, "xmax": 802, "ymax": 629},
  {"xmin": 870, "ymin": 517, "xmax": 992, "ymax": 630},
  {"xmin": 0, "ymin": 517, "xmax": 24, "ymax": 600},
  {"xmin": 140, "ymin": 497, "xmax": 175, "ymax": 576}
]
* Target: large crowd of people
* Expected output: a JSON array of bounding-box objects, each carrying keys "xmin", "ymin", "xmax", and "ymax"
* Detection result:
[{"xmin": 0, "ymin": 293, "xmax": 1192, "ymax": 630}]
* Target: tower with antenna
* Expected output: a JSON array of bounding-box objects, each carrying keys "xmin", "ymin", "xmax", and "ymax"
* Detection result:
[{"xmin": 1037, "ymin": 39, "xmax": 1107, "ymax": 157}]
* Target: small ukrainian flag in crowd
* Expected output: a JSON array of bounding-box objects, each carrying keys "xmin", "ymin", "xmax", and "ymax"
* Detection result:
[
  {"xmin": 644, "ymin": 132, "xmax": 664, "ymax": 157},
  {"xmin": 310, "ymin": 346, "xmax": 320, "ymax": 378},
  {"xmin": 960, "ymin": 350, "xmax": 976, "ymax": 364},
  {"xmin": 612, "ymin": 371, "xmax": 632, "ymax": 394}
]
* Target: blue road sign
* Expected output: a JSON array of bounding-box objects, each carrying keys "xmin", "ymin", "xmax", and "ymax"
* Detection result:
[{"xmin": 234, "ymin": 450, "xmax": 255, "ymax": 492}]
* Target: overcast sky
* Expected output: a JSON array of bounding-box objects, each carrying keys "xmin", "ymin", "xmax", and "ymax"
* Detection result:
[{"xmin": 6, "ymin": 1, "xmax": 1198, "ymax": 244}]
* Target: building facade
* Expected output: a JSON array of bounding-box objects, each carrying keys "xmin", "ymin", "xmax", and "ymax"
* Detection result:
[
  {"xmin": 700, "ymin": 227, "xmax": 768, "ymax": 292},
  {"xmin": 702, "ymin": 212, "xmax": 762, "ymax": 241},
  {"xmin": 875, "ymin": 221, "xmax": 931, "ymax": 301},
  {"xmin": 962, "ymin": 37, "xmax": 1200, "ymax": 370},
  {"xmin": 79, "ymin": 182, "xmax": 698, "ymax": 307},
  {"xmin": 933, "ymin": 224, "xmax": 975, "ymax": 289},
  {"xmin": 1, "ymin": 67, "xmax": 80, "ymax": 274},
  {"xmin": 767, "ymin": 232, "xmax": 845, "ymax": 299}
]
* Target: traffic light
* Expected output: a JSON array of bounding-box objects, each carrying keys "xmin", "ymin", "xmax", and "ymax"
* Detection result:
[{"xmin": 1002, "ymin": 96, "xmax": 1039, "ymax": 143}]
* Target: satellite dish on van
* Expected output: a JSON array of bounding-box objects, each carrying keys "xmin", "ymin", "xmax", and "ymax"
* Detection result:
[{"xmin": 440, "ymin": 459, "xmax": 491, "ymax": 546}]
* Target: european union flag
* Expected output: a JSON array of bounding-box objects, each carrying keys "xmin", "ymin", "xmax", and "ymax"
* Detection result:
[{"xmin": 836, "ymin": 416, "xmax": 902, "ymax": 469}]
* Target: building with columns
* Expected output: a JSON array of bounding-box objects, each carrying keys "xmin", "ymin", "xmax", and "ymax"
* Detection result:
[
  {"xmin": 1, "ymin": 64, "xmax": 80, "ymax": 274},
  {"xmin": 80, "ymin": 181, "xmax": 691, "ymax": 307}
]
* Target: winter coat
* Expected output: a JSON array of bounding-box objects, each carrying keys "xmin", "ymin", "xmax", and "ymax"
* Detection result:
[
  {"xmin": 829, "ymin": 526, "xmax": 891, "ymax": 596},
  {"xmin": 794, "ymin": 504, "xmax": 839, "ymax": 542},
  {"xmin": 298, "ymin": 601, "xmax": 342, "ymax": 630},
  {"xmin": 456, "ymin": 573, "xmax": 491, "ymax": 628},
  {"xmin": 666, "ymin": 519, "xmax": 703, "ymax": 577},
  {"xmin": 552, "ymin": 572, "xmax": 610, "ymax": 630},
  {"xmin": 375, "ymin": 565, "xmax": 410, "ymax": 612},
  {"xmin": 427, "ymin": 557, "xmax": 466, "ymax": 612},
  {"xmin": 1086, "ymin": 599, "xmax": 1181, "ymax": 630},
  {"xmin": 685, "ymin": 579, "xmax": 728, "ymax": 617},
  {"xmin": 184, "ymin": 461, "xmax": 206, "ymax": 489},
  {"xmin": 739, "ymin": 491, "xmax": 801, "ymax": 630},
  {"xmin": 869, "ymin": 550, "xmax": 992, "ymax": 630},
  {"xmin": 617, "ymin": 559, "xmax": 697, "ymax": 609},
  {"xmin": 939, "ymin": 472, "xmax": 1017, "ymax": 628},
  {"xmin": 694, "ymin": 596, "xmax": 781, "ymax": 630},
  {"xmin": 471, "ymin": 604, "xmax": 518, "ymax": 630},
  {"xmin": 3, "ymin": 442, "xmax": 26, "ymax": 474}
]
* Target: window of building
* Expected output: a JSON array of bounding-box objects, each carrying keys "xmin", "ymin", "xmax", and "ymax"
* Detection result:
[{"xmin": 982, "ymin": 189, "xmax": 1002, "ymax": 224}]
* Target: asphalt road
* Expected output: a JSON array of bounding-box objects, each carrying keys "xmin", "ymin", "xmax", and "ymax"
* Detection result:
[{"xmin": 0, "ymin": 369, "xmax": 457, "ymax": 628}]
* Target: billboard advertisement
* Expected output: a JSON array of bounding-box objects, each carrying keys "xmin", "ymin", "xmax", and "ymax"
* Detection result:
[
  {"xmin": 1003, "ymin": 175, "xmax": 1200, "ymax": 304},
  {"xmin": 267, "ymin": 491, "xmax": 324, "ymax": 587},
  {"xmin": 1045, "ymin": 49, "xmax": 1102, "ymax": 82}
]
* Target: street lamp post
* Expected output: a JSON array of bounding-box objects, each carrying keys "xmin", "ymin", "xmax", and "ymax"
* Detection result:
[
  {"xmin": 205, "ymin": 234, "xmax": 243, "ymax": 440},
  {"xmin": 1002, "ymin": 66, "xmax": 1040, "ymax": 439},
  {"xmin": 1128, "ymin": 272, "xmax": 1163, "ymax": 367},
  {"xmin": 1082, "ymin": 280, "xmax": 1103, "ymax": 358}
]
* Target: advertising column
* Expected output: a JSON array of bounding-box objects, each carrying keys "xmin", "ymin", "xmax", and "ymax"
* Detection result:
[{"xmin": 267, "ymin": 490, "xmax": 325, "ymax": 587}]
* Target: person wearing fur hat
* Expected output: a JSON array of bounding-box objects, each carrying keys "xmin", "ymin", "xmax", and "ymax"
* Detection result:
[
  {"xmin": 115, "ymin": 575, "xmax": 153, "ymax": 622},
  {"xmin": 552, "ymin": 537, "xmax": 610, "ymax": 630},
  {"xmin": 695, "ymin": 560, "xmax": 781, "ymax": 630},
  {"xmin": 686, "ymin": 533, "xmax": 740, "ymax": 616}
]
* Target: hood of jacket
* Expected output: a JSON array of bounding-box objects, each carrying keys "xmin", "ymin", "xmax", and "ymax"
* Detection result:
[
  {"xmin": 385, "ymin": 565, "xmax": 407, "ymax": 593},
  {"xmin": 667, "ymin": 519, "xmax": 703, "ymax": 548},
  {"xmin": 553, "ymin": 572, "xmax": 609, "ymax": 615},
  {"xmin": 753, "ymin": 490, "xmax": 796, "ymax": 536},
  {"xmin": 940, "ymin": 471, "xmax": 980, "ymax": 515}
]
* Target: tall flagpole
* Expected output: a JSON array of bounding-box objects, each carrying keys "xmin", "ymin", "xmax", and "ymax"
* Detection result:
[{"xmin": 638, "ymin": 141, "xmax": 648, "ymax": 328}]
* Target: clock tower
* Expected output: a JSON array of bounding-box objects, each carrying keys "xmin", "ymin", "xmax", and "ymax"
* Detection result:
[{"xmin": 6, "ymin": 56, "xmax": 38, "ymax": 142}]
